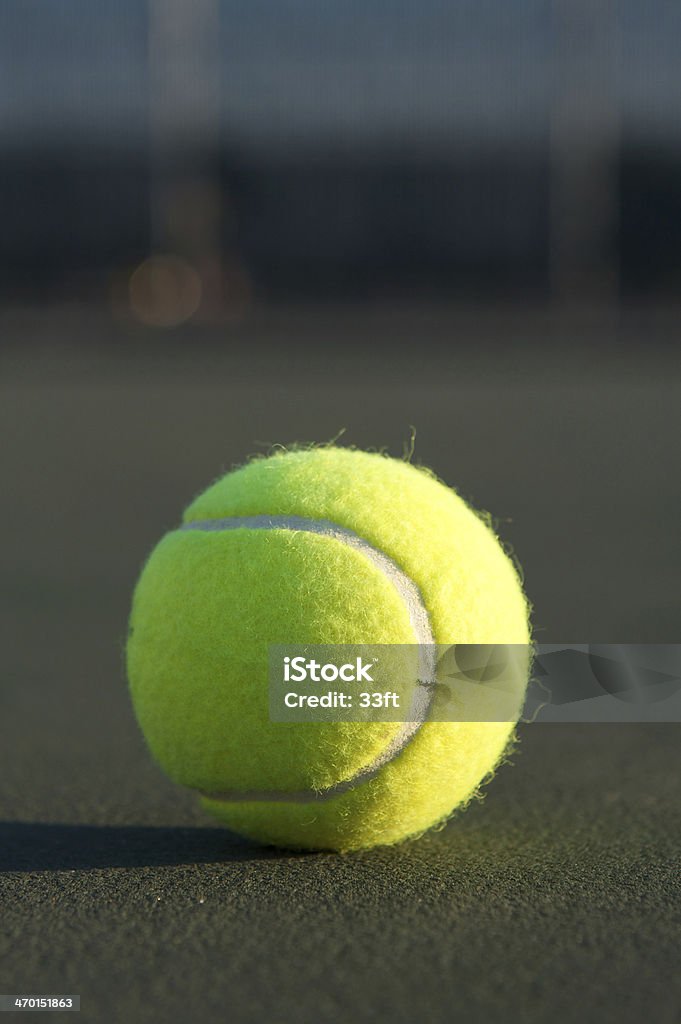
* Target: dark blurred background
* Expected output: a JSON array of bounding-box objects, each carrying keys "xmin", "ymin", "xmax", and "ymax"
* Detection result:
[{"xmin": 1, "ymin": 0, "xmax": 681, "ymax": 317}]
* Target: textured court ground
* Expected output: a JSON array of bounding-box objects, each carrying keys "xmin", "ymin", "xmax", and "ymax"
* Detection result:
[{"xmin": 1, "ymin": 307, "xmax": 679, "ymax": 1023}]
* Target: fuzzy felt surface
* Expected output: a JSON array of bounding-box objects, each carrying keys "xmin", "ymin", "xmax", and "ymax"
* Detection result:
[
  {"xmin": 128, "ymin": 448, "xmax": 530, "ymax": 851},
  {"xmin": 129, "ymin": 529, "xmax": 417, "ymax": 793}
]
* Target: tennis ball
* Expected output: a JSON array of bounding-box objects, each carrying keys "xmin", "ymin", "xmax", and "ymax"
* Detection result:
[{"xmin": 127, "ymin": 447, "xmax": 530, "ymax": 852}]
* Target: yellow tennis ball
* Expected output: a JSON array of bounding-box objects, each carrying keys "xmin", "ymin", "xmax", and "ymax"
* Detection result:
[{"xmin": 127, "ymin": 447, "xmax": 530, "ymax": 852}]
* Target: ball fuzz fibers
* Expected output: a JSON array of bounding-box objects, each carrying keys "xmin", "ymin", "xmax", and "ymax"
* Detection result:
[{"xmin": 127, "ymin": 447, "xmax": 530, "ymax": 852}]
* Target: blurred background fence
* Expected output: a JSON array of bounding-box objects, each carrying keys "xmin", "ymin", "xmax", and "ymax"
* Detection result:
[{"xmin": 1, "ymin": 1, "xmax": 680, "ymax": 322}]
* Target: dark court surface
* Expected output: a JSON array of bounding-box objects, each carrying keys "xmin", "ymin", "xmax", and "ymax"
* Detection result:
[{"xmin": 1, "ymin": 307, "xmax": 680, "ymax": 1024}]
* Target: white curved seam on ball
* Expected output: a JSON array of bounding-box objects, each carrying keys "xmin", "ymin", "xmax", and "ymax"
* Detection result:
[{"xmin": 179, "ymin": 515, "xmax": 437, "ymax": 804}]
